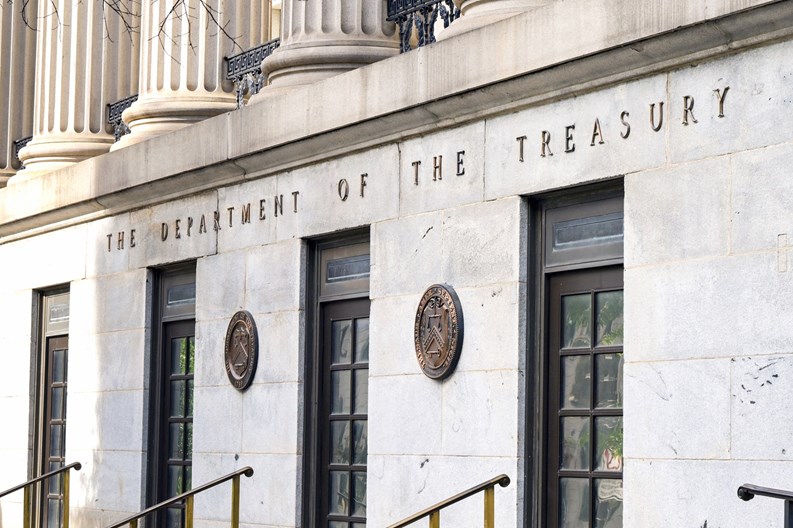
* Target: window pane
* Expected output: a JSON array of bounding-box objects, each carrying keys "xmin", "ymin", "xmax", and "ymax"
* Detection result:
[
  {"xmin": 353, "ymin": 421, "xmax": 367, "ymax": 465},
  {"xmin": 354, "ymin": 369, "xmax": 368, "ymax": 415},
  {"xmin": 169, "ymin": 423, "xmax": 185, "ymax": 460},
  {"xmin": 355, "ymin": 319, "xmax": 369, "ymax": 363},
  {"xmin": 51, "ymin": 387, "xmax": 64, "ymax": 420},
  {"xmin": 186, "ymin": 423, "xmax": 193, "ymax": 460},
  {"xmin": 332, "ymin": 320, "xmax": 352, "ymax": 365},
  {"xmin": 52, "ymin": 349, "xmax": 66, "ymax": 383},
  {"xmin": 167, "ymin": 283, "xmax": 196, "ymax": 306},
  {"xmin": 595, "ymin": 417, "xmax": 623, "ymax": 472},
  {"xmin": 560, "ymin": 417, "xmax": 589, "ymax": 470},
  {"xmin": 596, "ymin": 291, "xmax": 623, "ymax": 346},
  {"xmin": 352, "ymin": 472, "xmax": 367, "ymax": 517},
  {"xmin": 596, "ymin": 353, "xmax": 623, "ymax": 409},
  {"xmin": 50, "ymin": 425, "xmax": 63, "ymax": 457},
  {"xmin": 48, "ymin": 462, "xmax": 62, "ymax": 494},
  {"xmin": 185, "ymin": 466, "xmax": 192, "ymax": 491},
  {"xmin": 562, "ymin": 295, "xmax": 591, "ymax": 349},
  {"xmin": 168, "ymin": 466, "xmax": 184, "ymax": 496},
  {"xmin": 560, "ymin": 478, "xmax": 590, "ymax": 528},
  {"xmin": 170, "ymin": 380, "xmax": 186, "ymax": 417},
  {"xmin": 329, "ymin": 471, "xmax": 350, "ymax": 516},
  {"xmin": 186, "ymin": 380, "xmax": 194, "ymax": 417},
  {"xmin": 561, "ymin": 355, "xmax": 590, "ymax": 409},
  {"xmin": 329, "ymin": 522, "xmax": 347, "ymax": 528},
  {"xmin": 171, "ymin": 338, "xmax": 187, "ymax": 375},
  {"xmin": 47, "ymin": 498, "xmax": 60, "ymax": 528},
  {"xmin": 553, "ymin": 212, "xmax": 624, "ymax": 251},
  {"xmin": 166, "ymin": 506, "xmax": 183, "ymax": 528},
  {"xmin": 330, "ymin": 421, "xmax": 351, "ymax": 465},
  {"xmin": 331, "ymin": 371, "xmax": 351, "ymax": 415},
  {"xmin": 187, "ymin": 337, "xmax": 196, "ymax": 374},
  {"xmin": 594, "ymin": 479, "xmax": 623, "ymax": 528}
]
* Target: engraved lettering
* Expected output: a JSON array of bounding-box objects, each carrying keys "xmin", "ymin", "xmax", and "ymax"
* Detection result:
[
  {"xmin": 620, "ymin": 111, "xmax": 631, "ymax": 139},
  {"xmin": 199, "ymin": 214, "xmax": 207, "ymax": 234},
  {"xmin": 360, "ymin": 174, "xmax": 368, "ymax": 197},
  {"xmin": 516, "ymin": 135, "xmax": 527, "ymax": 162},
  {"xmin": 161, "ymin": 222, "xmax": 169, "ymax": 241},
  {"xmin": 175, "ymin": 219, "xmax": 181, "ymax": 239},
  {"xmin": 130, "ymin": 229, "xmax": 136, "ymax": 248},
  {"xmin": 227, "ymin": 206, "xmax": 235, "ymax": 228},
  {"xmin": 650, "ymin": 102, "xmax": 664, "ymax": 132},
  {"xmin": 292, "ymin": 191, "xmax": 300, "ymax": 212},
  {"xmin": 456, "ymin": 151, "xmax": 465, "ymax": 176},
  {"xmin": 274, "ymin": 194, "xmax": 283, "ymax": 217},
  {"xmin": 187, "ymin": 217, "xmax": 193, "ymax": 237},
  {"xmin": 714, "ymin": 86, "xmax": 729, "ymax": 118},
  {"xmin": 259, "ymin": 199, "xmax": 266, "ymax": 221},
  {"xmin": 107, "ymin": 234, "xmax": 112, "ymax": 252},
  {"xmin": 541, "ymin": 130, "xmax": 553, "ymax": 157},
  {"xmin": 682, "ymin": 95, "xmax": 698, "ymax": 126},
  {"xmin": 117, "ymin": 231, "xmax": 125, "ymax": 250},
  {"xmin": 241, "ymin": 204, "xmax": 251, "ymax": 224},
  {"xmin": 433, "ymin": 155, "xmax": 442, "ymax": 181},
  {"xmin": 590, "ymin": 118, "xmax": 605, "ymax": 146},
  {"xmin": 214, "ymin": 211, "xmax": 221, "ymax": 231},
  {"xmin": 338, "ymin": 179, "xmax": 349, "ymax": 201},
  {"xmin": 412, "ymin": 160, "xmax": 421, "ymax": 185},
  {"xmin": 565, "ymin": 125, "xmax": 576, "ymax": 153}
]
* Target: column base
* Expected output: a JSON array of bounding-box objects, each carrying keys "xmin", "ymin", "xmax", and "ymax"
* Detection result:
[{"xmin": 12, "ymin": 134, "xmax": 114, "ymax": 181}]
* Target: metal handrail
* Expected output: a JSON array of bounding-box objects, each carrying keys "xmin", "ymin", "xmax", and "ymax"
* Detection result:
[
  {"xmin": 387, "ymin": 474, "xmax": 511, "ymax": 528},
  {"xmin": 738, "ymin": 483, "xmax": 793, "ymax": 528},
  {"xmin": 0, "ymin": 461, "xmax": 82, "ymax": 528},
  {"xmin": 105, "ymin": 466, "xmax": 254, "ymax": 528}
]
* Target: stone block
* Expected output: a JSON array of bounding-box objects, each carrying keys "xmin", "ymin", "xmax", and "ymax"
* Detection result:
[
  {"xmin": 67, "ymin": 329, "xmax": 147, "ymax": 393},
  {"xmin": 669, "ymin": 38, "xmax": 793, "ymax": 163},
  {"xmin": 276, "ymin": 146, "xmax": 399, "ymax": 240},
  {"xmin": 196, "ymin": 250, "xmax": 247, "ymax": 321},
  {"xmin": 368, "ymin": 373, "xmax": 443, "ymax": 456},
  {"xmin": 67, "ymin": 390, "xmax": 144, "ymax": 452},
  {"xmin": 0, "ymin": 397, "xmax": 29, "ymax": 450},
  {"xmin": 192, "ymin": 385, "xmax": 244, "ymax": 454},
  {"xmin": 441, "ymin": 370, "xmax": 521, "ymax": 458},
  {"xmin": 369, "ymin": 294, "xmax": 423, "ymax": 378},
  {"xmin": 731, "ymin": 142, "xmax": 793, "ymax": 253},
  {"xmin": 0, "ymin": 290, "xmax": 33, "ymax": 397},
  {"xmin": 485, "ymin": 75, "xmax": 667, "ymax": 200},
  {"xmin": 69, "ymin": 448, "xmax": 145, "ymax": 513},
  {"xmin": 625, "ymin": 156, "xmax": 730, "ymax": 267},
  {"xmin": 71, "ymin": 271, "xmax": 148, "ymax": 334},
  {"xmin": 240, "ymin": 382, "xmax": 301, "ymax": 455},
  {"xmin": 625, "ymin": 252, "xmax": 793, "ymax": 361},
  {"xmin": 217, "ymin": 177, "xmax": 278, "ymax": 253},
  {"xmin": 84, "ymin": 214, "xmax": 135, "ymax": 277},
  {"xmin": 399, "ymin": 122, "xmax": 486, "ymax": 217},
  {"xmin": 624, "ymin": 359, "xmax": 731, "ymax": 459},
  {"xmin": 128, "ymin": 190, "xmax": 218, "ymax": 269},
  {"xmin": 244, "ymin": 240, "xmax": 305, "ymax": 314},
  {"xmin": 248, "ymin": 309, "xmax": 304, "ymax": 385},
  {"xmin": 731, "ymin": 354, "xmax": 793, "ymax": 460}
]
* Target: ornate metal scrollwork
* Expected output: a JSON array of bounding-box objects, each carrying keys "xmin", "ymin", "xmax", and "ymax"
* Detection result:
[
  {"xmin": 225, "ymin": 39, "xmax": 281, "ymax": 109},
  {"xmin": 387, "ymin": 0, "xmax": 460, "ymax": 53},
  {"xmin": 107, "ymin": 94, "xmax": 139, "ymax": 142}
]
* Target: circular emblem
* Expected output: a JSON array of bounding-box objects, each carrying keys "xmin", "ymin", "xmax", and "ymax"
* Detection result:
[
  {"xmin": 414, "ymin": 284, "xmax": 464, "ymax": 380},
  {"xmin": 224, "ymin": 310, "xmax": 258, "ymax": 391}
]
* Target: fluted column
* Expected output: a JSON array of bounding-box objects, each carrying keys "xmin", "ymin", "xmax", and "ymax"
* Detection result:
[
  {"xmin": 13, "ymin": 0, "xmax": 139, "ymax": 179},
  {"xmin": 0, "ymin": 2, "xmax": 38, "ymax": 186},
  {"xmin": 437, "ymin": 0, "xmax": 550, "ymax": 41},
  {"xmin": 115, "ymin": 0, "xmax": 268, "ymax": 149},
  {"xmin": 258, "ymin": 0, "xmax": 398, "ymax": 92}
]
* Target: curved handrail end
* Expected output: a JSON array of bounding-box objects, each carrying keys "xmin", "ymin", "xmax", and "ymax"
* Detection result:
[
  {"xmin": 738, "ymin": 485, "xmax": 755, "ymax": 501},
  {"xmin": 496, "ymin": 474, "xmax": 511, "ymax": 488},
  {"xmin": 242, "ymin": 467, "xmax": 254, "ymax": 478}
]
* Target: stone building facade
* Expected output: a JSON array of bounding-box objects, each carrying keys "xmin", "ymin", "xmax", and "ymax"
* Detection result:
[{"xmin": 1, "ymin": 0, "xmax": 793, "ymax": 527}]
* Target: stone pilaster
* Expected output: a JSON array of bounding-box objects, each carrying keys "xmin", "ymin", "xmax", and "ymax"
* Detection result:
[
  {"xmin": 437, "ymin": 0, "xmax": 550, "ymax": 41},
  {"xmin": 115, "ymin": 0, "xmax": 268, "ymax": 149},
  {"xmin": 14, "ymin": 0, "xmax": 139, "ymax": 180},
  {"xmin": 258, "ymin": 0, "xmax": 398, "ymax": 92},
  {"xmin": 0, "ymin": 2, "xmax": 38, "ymax": 187}
]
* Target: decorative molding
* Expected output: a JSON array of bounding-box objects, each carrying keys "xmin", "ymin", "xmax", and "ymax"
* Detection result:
[
  {"xmin": 225, "ymin": 39, "xmax": 281, "ymax": 108},
  {"xmin": 108, "ymin": 95, "xmax": 139, "ymax": 142},
  {"xmin": 387, "ymin": 0, "xmax": 460, "ymax": 52}
]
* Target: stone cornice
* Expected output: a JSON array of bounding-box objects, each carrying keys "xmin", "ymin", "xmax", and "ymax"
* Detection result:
[{"xmin": 1, "ymin": 0, "xmax": 791, "ymax": 240}]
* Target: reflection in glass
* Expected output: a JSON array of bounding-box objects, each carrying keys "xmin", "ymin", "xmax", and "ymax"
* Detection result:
[
  {"xmin": 354, "ymin": 370, "xmax": 368, "ymax": 415},
  {"xmin": 596, "ymin": 354, "xmax": 623, "ymax": 409},
  {"xmin": 171, "ymin": 338, "xmax": 187, "ymax": 374},
  {"xmin": 329, "ymin": 522, "xmax": 346, "ymax": 528},
  {"xmin": 595, "ymin": 417, "xmax": 623, "ymax": 472},
  {"xmin": 52, "ymin": 387, "xmax": 64, "ymax": 420},
  {"xmin": 171, "ymin": 380, "xmax": 186, "ymax": 417},
  {"xmin": 355, "ymin": 318, "xmax": 369, "ymax": 363},
  {"xmin": 560, "ymin": 417, "xmax": 590, "ymax": 470},
  {"xmin": 168, "ymin": 466, "xmax": 184, "ymax": 496},
  {"xmin": 353, "ymin": 421, "xmax": 368, "ymax": 465},
  {"xmin": 352, "ymin": 472, "xmax": 367, "ymax": 517},
  {"xmin": 185, "ymin": 466, "xmax": 192, "ymax": 491},
  {"xmin": 331, "ymin": 421, "xmax": 351, "ymax": 464},
  {"xmin": 595, "ymin": 479, "xmax": 623, "ymax": 528},
  {"xmin": 47, "ymin": 498, "xmax": 60, "ymax": 528},
  {"xmin": 329, "ymin": 471, "xmax": 350, "ymax": 515},
  {"xmin": 560, "ymin": 478, "xmax": 590, "ymax": 528},
  {"xmin": 332, "ymin": 320, "xmax": 352, "ymax": 364},
  {"xmin": 167, "ymin": 283, "xmax": 196, "ymax": 306},
  {"xmin": 186, "ymin": 380, "xmax": 194, "ymax": 417},
  {"xmin": 166, "ymin": 506, "xmax": 183, "ymax": 528},
  {"xmin": 563, "ymin": 295, "xmax": 591, "ymax": 348},
  {"xmin": 561, "ymin": 356, "xmax": 590, "ymax": 409},
  {"xmin": 53, "ymin": 349, "xmax": 65, "ymax": 383},
  {"xmin": 169, "ymin": 423, "xmax": 185, "ymax": 460},
  {"xmin": 331, "ymin": 371, "xmax": 351, "ymax": 414},
  {"xmin": 50, "ymin": 425, "xmax": 62, "ymax": 457},
  {"xmin": 48, "ymin": 462, "xmax": 61, "ymax": 494},
  {"xmin": 187, "ymin": 337, "xmax": 195, "ymax": 374},
  {"xmin": 596, "ymin": 291, "xmax": 624, "ymax": 346},
  {"xmin": 186, "ymin": 423, "xmax": 193, "ymax": 460}
]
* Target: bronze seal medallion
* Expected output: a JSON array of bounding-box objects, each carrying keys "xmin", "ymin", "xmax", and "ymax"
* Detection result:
[
  {"xmin": 414, "ymin": 284, "xmax": 464, "ymax": 380},
  {"xmin": 224, "ymin": 310, "xmax": 258, "ymax": 391}
]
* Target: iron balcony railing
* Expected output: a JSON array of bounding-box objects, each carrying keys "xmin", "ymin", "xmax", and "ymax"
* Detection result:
[
  {"xmin": 738, "ymin": 483, "xmax": 793, "ymax": 528},
  {"xmin": 387, "ymin": 0, "xmax": 460, "ymax": 52},
  {"xmin": 387, "ymin": 474, "xmax": 511, "ymax": 528},
  {"xmin": 225, "ymin": 38, "xmax": 281, "ymax": 108},
  {"xmin": 13, "ymin": 135, "xmax": 32, "ymax": 166},
  {"xmin": 107, "ymin": 94, "xmax": 138, "ymax": 142},
  {"xmin": 0, "ymin": 461, "xmax": 82, "ymax": 528},
  {"xmin": 105, "ymin": 466, "xmax": 254, "ymax": 528}
]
